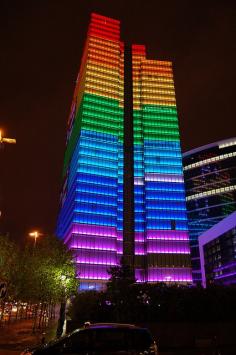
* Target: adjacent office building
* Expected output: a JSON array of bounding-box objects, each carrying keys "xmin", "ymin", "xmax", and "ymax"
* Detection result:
[
  {"xmin": 199, "ymin": 211, "xmax": 236, "ymax": 287},
  {"xmin": 56, "ymin": 13, "xmax": 192, "ymax": 290},
  {"xmin": 183, "ymin": 138, "xmax": 236, "ymax": 283}
]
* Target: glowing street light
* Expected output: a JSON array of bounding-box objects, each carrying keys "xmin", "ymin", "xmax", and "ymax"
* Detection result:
[
  {"xmin": 29, "ymin": 231, "xmax": 43, "ymax": 247},
  {"xmin": 0, "ymin": 130, "xmax": 16, "ymax": 145}
]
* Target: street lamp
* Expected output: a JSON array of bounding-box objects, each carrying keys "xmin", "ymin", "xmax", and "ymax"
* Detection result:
[
  {"xmin": 57, "ymin": 274, "xmax": 69, "ymax": 338},
  {"xmin": 29, "ymin": 231, "xmax": 42, "ymax": 247},
  {"xmin": 0, "ymin": 129, "xmax": 16, "ymax": 146}
]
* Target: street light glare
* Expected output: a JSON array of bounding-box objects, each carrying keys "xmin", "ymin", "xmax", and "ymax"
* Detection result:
[
  {"xmin": 28, "ymin": 230, "xmax": 43, "ymax": 247},
  {"xmin": 0, "ymin": 129, "xmax": 16, "ymax": 144}
]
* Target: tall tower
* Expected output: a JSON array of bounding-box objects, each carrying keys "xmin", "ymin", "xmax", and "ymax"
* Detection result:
[{"xmin": 56, "ymin": 13, "xmax": 192, "ymax": 290}]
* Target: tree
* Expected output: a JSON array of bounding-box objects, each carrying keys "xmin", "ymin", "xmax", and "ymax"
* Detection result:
[
  {"xmin": 106, "ymin": 262, "xmax": 136, "ymax": 322},
  {"xmin": 11, "ymin": 235, "xmax": 78, "ymax": 304},
  {"xmin": 0, "ymin": 234, "xmax": 18, "ymax": 296},
  {"xmin": 0, "ymin": 234, "xmax": 79, "ymax": 330}
]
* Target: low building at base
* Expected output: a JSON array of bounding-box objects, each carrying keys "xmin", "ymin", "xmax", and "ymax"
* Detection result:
[{"xmin": 199, "ymin": 211, "xmax": 236, "ymax": 287}]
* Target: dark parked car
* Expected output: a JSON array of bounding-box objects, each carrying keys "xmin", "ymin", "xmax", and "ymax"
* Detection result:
[{"xmin": 21, "ymin": 323, "xmax": 159, "ymax": 354}]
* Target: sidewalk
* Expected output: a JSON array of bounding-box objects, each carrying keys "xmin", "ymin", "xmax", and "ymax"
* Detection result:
[{"xmin": 0, "ymin": 318, "xmax": 58, "ymax": 353}]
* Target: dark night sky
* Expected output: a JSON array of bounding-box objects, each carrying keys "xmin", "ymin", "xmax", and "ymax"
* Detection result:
[{"xmin": 0, "ymin": 0, "xmax": 236, "ymax": 242}]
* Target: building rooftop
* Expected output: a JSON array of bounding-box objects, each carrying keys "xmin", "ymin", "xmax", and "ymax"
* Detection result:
[{"xmin": 183, "ymin": 137, "xmax": 236, "ymax": 157}]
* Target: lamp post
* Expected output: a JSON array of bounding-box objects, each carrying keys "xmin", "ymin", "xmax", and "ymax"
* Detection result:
[
  {"xmin": 0, "ymin": 129, "xmax": 16, "ymax": 146},
  {"xmin": 29, "ymin": 231, "xmax": 42, "ymax": 247},
  {"xmin": 56, "ymin": 274, "xmax": 69, "ymax": 338},
  {"xmin": 0, "ymin": 129, "xmax": 16, "ymax": 218}
]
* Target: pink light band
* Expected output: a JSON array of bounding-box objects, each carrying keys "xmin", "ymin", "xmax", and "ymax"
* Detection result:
[
  {"xmin": 147, "ymin": 230, "xmax": 189, "ymax": 241},
  {"xmin": 64, "ymin": 223, "xmax": 118, "ymax": 244}
]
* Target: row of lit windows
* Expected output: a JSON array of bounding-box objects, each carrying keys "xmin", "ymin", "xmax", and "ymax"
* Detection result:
[
  {"xmin": 82, "ymin": 117, "xmax": 120, "ymax": 130},
  {"xmin": 143, "ymin": 106, "xmax": 177, "ymax": 114},
  {"xmin": 78, "ymin": 156, "xmax": 118, "ymax": 169},
  {"xmin": 83, "ymin": 103, "xmax": 123, "ymax": 119},
  {"xmin": 186, "ymin": 184, "xmax": 236, "ymax": 201},
  {"xmin": 136, "ymin": 150, "xmax": 181, "ymax": 158},
  {"xmin": 141, "ymin": 100, "xmax": 176, "ymax": 107},
  {"xmin": 83, "ymin": 112, "xmax": 121, "ymax": 125},
  {"xmin": 187, "ymin": 178, "xmax": 235, "ymax": 194},
  {"xmin": 89, "ymin": 29, "xmax": 119, "ymax": 43},
  {"xmin": 80, "ymin": 128, "xmax": 119, "ymax": 141},
  {"xmin": 134, "ymin": 158, "xmax": 182, "ymax": 167},
  {"xmin": 141, "ymin": 75, "xmax": 174, "ymax": 84},
  {"xmin": 76, "ymin": 184, "xmax": 117, "ymax": 196},
  {"xmin": 137, "ymin": 82, "xmax": 175, "ymax": 90},
  {"xmin": 88, "ymin": 53, "xmax": 119, "ymax": 65},
  {"xmin": 85, "ymin": 89, "xmax": 121, "ymax": 102},
  {"xmin": 144, "ymin": 59, "xmax": 172, "ymax": 67},
  {"xmin": 79, "ymin": 138, "xmax": 119, "ymax": 151},
  {"xmin": 85, "ymin": 86, "xmax": 121, "ymax": 98},
  {"xmin": 88, "ymin": 47, "xmax": 120, "ymax": 59},
  {"xmin": 90, "ymin": 35, "xmax": 120, "ymax": 49},
  {"xmin": 75, "ymin": 193, "xmax": 117, "ymax": 205},
  {"xmin": 79, "ymin": 149, "xmax": 118, "ymax": 161},
  {"xmin": 140, "ymin": 72, "xmax": 173, "ymax": 85},
  {"xmin": 184, "ymin": 151, "xmax": 236, "ymax": 171},
  {"xmin": 87, "ymin": 63, "xmax": 120, "ymax": 77},
  {"xmin": 82, "ymin": 123, "xmax": 120, "ymax": 136},
  {"xmin": 85, "ymin": 83, "xmax": 120, "ymax": 96},
  {"xmin": 88, "ymin": 43, "xmax": 120, "ymax": 57},
  {"xmin": 86, "ymin": 71, "xmax": 120, "ymax": 84},
  {"xmin": 91, "ymin": 17, "xmax": 120, "ymax": 30},
  {"xmin": 77, "ymin": 173, "xmax": 117, "ymax": 186},
  {"xmin": 142, "ymin": 122, "xmax": 178, "ymax": 130},
  {"xmin": 141, "ymin": 89, "xmax": 175, "ymax": 96},
  {"xmin": 141, "ymin": 93, "xmax": 176, "ymax": 101},
  {"xmin": 90, "ymin": 22, "xmax": 120, "ymax": 35},
  {"xmin": 141, "ymin": 63, "xmax": 172, "ymax": 71},
  {"xmin": 142, "ymin": 113, "xmax": 177, "ymax": 122},
  {"xmin": 86, "ymin": 74, "xmax": 120, "ymax": 86},
  {"xmin": 78, "ymin": 165, "xmax": 117, "ymax": 177},
  {"xmin": 83, "ymin": 109, "xmax": 121, "ymax": 121},
  {"xmin": 142, "ymin": 128, "xmax": 178, "ymax": 136},
  {"xmin": 83, "ymin": 103, "xmax": 122, "ymax": 114},
  {"xmin": 75, "ymin": 205, "xmax": 117, "ymax": 216},
  {"xmin": 134, "ymin": 126, "xmax": 178, "ymax": 135},
  {"xmin": 219, "ymin": 140, "xmax": 236, "ymax": 149},
  {"xmin": 74, "ymin": 214, "xmax": 116, "ymax": 227}
]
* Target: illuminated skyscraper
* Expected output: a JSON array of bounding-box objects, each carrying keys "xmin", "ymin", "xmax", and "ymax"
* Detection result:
[{"xmin": 56, "ymin": 13, "xmax": 192, "ymax": 290}]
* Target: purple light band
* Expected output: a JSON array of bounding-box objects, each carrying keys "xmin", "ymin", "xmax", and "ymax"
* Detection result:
[
  {"xmin": 77, "ymin": 265, "xmax": 112, "ymax": 280},
  {"xmin": 213, "ymin": 262, "xmax": 236, "ymax": 272},
  {"xmin": 147, "ymin": 267, "xmax": 192, "ymax": 282},
  {"xmin": 147, "ymin": 230, "xmax": 189, "ymax": 241},
  {"xmin": 214, "ymin": 272, "xmax": 236, "ymax": 279},
  {"xmin": 71, "ymin": 246, "xmax": 117, "ymax": 252},
  {"xmin": 71, "ymin": 223, "xmax": 117, "ymax": 237},
  {"xmin": 76, "ymin": 260, "xmax": 117, "ymax": 266},
  {"xmin": 78, "ymin": 275, "xmax": 110, "ymax": 280}
]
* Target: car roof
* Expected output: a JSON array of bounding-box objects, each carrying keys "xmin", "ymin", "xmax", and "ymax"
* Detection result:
[{"xmin": 87, "ymin": 323, "xmax": 140, "ymax": 329}]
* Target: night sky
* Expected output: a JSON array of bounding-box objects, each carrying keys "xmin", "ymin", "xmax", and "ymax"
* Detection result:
[{"xmin": 0, "ymin": 0, "xmax": 235, "ymax": 242}]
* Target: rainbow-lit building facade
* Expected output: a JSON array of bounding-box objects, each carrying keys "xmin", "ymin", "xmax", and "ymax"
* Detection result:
[{"xmin": 56, "ymin": 13, "xmax": 192, "ymax": 290}]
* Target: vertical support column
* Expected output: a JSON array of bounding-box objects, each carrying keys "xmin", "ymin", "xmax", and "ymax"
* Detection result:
[{"xmin": 123, "ymin": 44, "xmax": 135, "ymax": 274}]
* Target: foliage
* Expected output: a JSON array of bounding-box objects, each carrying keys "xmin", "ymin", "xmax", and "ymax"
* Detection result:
[
  {"xmin": 0, "ymin": 234, "xmax": 19, "ymax": 295},
  {"xmin": 69, "ymin": 282, "xmax": 236, "ymax": 324},
  {"xmin": 0, "ymin": 234, "xmax": 79, "ymax": 303}
]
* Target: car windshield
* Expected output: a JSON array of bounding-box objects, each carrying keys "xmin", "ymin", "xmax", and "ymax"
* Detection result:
[{"xmin": 68, "ymin": 328, "xmax": 153, "ymax": 351}]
